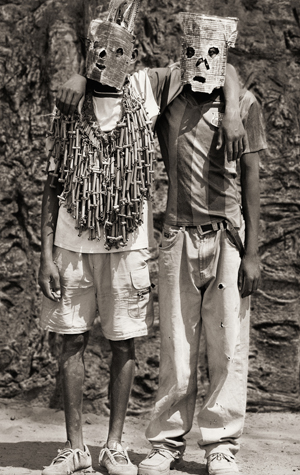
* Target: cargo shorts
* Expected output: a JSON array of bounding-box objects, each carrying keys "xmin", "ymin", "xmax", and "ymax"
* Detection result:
[{"xmin": 40, "ymin": 246, "xmax": 154, "ymax": 340}]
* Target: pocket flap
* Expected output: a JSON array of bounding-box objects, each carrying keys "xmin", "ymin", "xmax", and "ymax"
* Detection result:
[{"xmin": 130, "ymin": 265, "xmax": 150, "ymax": 290}]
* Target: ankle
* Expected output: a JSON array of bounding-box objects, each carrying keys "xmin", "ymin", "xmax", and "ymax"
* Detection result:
[
  {"xmin": 107, "ymin": 438, "xmax": 122, "ymax": 449},
  {"xmin": 68, "ymin": 439, "xmax": 85, "ymax": 452}
]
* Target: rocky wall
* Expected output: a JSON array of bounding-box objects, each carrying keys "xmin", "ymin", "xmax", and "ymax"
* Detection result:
[{"xmin": 0, "ymin": 0, "xmax": 299, "ymax": 413}]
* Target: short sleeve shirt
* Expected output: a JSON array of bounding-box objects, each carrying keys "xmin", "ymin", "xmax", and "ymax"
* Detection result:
[{"xmin": 147, "ymin": 65, "xmax": 268, "ymax": 228}]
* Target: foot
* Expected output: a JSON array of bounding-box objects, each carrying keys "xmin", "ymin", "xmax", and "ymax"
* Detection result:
[
  {"xmin": 207, "ymin": 453, "xmax": 239, "ymax": 475},
  {"xmin": 99, "ymin": 441, "xmax": 137, "ymax": 475},
  {"xmin": 138, "ymin": 446, "xmax": 182, "ymax": 475},
  {"xmin": 42, "ymin": 441, "xmax": 92, "ymax": 475}
]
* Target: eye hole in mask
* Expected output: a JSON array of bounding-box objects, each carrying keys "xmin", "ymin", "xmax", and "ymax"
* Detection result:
[
  {"xmin": 186, "ymin": 47, "xmax": 195, "ymax": 58},
  {"xmin": 99, "ymin": 49, "xmax": 106, "ymax": 58},
  {"xmin": 116, "ymin": 47, "xmax": 124, "ymax": 57},
  {"xmin": 208, "ymin": 47, "xmax": 219, "ymax": 58}
]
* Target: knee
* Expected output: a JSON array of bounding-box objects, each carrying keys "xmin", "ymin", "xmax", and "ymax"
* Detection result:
[
  {"xmin": 109, "ymin": 338, "xmax": 135, "ymax": 358},
  {"xmin": 62, "ymin": 332, "xmax": 89, "ymax": 359}
]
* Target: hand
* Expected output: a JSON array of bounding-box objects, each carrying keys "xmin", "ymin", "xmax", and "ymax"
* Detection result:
[
  {"xmin": 216, "ymin": 108, "xmax": 247, "ymax": 161},
  {"xmin": 38, "ymin": 258, "xmax": 61, "ymax": 302},
  {"xmin": 238, "ymin": 252, "xmax": 260, "ymax": 298},
  {"xmin": 56, "ymin": 74, "xmax": 87, "ymax": 116}
]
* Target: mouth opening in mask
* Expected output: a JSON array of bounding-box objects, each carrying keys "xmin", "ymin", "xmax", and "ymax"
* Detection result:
[
  {"xmin": 193, "ymin": 76, "xmax": 206, "ymax": 83},
  {"xmin": 96, "ymin": 63, "xmax": 106, "ymax": 70}
]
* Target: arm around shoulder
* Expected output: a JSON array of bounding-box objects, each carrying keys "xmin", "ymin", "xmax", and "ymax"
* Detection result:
[{"xmin": 218, "ymin": 63, "xmax": 246, "ymax": 161}]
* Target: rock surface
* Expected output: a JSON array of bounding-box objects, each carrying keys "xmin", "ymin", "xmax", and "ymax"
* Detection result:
[{"xmin": 0, "ymin": 0, "xmax": 299, "ymax": 412}]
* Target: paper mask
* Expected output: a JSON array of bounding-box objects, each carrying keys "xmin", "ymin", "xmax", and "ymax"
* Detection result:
[{"xmin": 180, "ymin": 13, "xmax": 238, "ymax": 93}]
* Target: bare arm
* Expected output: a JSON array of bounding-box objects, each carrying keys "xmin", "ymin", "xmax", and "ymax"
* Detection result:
[
  {"xmin": 38, "ymin": 176, "xmax": 62, "ymax": 301},
  {"xmin": 56, "ymin": 74, "xmax": 87, "ymax": 116},
  {"xmin": 238, "ymin": 151, "xmax": 260, "ymax": 298},
  {"xmin": 218, "ymin": 63, "xmax": 246, "ymax": 161}
]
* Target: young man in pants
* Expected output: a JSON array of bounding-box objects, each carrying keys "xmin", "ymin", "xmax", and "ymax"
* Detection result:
[{"xmin": 138, "ymin": 13, "xmax": 267, "ymax": 475}]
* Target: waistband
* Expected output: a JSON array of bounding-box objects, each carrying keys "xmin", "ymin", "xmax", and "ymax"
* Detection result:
[
  {"xmin": 164, "ymin": 220, "xmax": 245, "ymax": 258},
  {"xmin": 165, "ymin": 220, "xmax": 230, "ymax": 235}
]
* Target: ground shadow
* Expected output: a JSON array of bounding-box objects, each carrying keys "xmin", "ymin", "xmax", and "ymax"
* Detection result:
[
  {"xmin": 175, "ymin": 458, "xmax": 207, "ymax": 475},
  {"xmin": 112, "ymin": 451, "xmax": 206, "ymax": 475},
  {"xmin": 0, "ymin": 442, "xmax": 102, "ymax": 471},
  {"xmin": 0, "ymin": 443, "xmax": 206, "ymax": 475},
  {"xmin": 0, "ymin": 442, "xmax": 63, "ymax": 470}
]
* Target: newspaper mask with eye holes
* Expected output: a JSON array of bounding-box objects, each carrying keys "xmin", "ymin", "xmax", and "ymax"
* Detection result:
[
  {"xmin": 86, "ymin": 0, "xmax": 139, "ymax": 90},
  {"xmin": 179, "ymin": 13, "xmax": 238, "ymax": 94}
]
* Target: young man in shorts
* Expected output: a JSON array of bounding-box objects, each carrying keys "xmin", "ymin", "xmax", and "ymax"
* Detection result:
[{"xmin": 39, "ymin": 2, "xmax": 156, "ymax": 474}]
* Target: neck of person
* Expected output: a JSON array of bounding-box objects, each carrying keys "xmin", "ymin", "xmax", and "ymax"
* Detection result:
[
  {"xmin": 183, "ymin": 84, "xmax": 224, "ymax": 104},
  {"xmin": 86, "ymin": 78, "xmax": 127, "ymax": 96}
]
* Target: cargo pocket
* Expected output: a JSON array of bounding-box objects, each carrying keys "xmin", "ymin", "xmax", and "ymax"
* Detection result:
[{"xmin": 128, "ymin": 264, "xmax": 152, "ymax": 319}]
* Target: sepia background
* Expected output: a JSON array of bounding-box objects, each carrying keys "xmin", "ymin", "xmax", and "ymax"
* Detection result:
[{"xmin": 0, "ymin": 0, "xmax": 299, "ymax": 419}]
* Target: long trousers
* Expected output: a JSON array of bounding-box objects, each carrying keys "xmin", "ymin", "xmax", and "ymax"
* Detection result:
[{"xmin": 146, "ymin": 224, "xmax": 250, "ymax": 458}]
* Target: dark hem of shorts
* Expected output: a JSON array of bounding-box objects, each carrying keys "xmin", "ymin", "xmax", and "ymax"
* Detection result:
[{"xmin": 102, "ymin": 327, "xmax": 152, "ymax": 341}]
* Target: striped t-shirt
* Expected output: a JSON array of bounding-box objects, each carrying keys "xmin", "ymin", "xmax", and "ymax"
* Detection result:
[{"xmin": 147, "ymin": 65, "xmax": 267, "ymax": 228}]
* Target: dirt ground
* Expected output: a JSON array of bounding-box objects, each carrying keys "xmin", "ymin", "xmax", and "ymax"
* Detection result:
[{"xmin": 0, "ymin": 400, "xmax": 299, "ymax": 475}]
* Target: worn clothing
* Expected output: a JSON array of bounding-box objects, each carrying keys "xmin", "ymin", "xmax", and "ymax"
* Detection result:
[
  {"xmin": 54, "ymin": 199, "xmax": 153, "ymax": 254},
  {"xmin": 145, "ymin": 64, "xmax": 267, "ymax": 457},
  {"xmin": 40, "ymin": 246, "xmax": 153, "ymax": 340},
  {"xmin": 148, "ymin": 67, "xmax": 267, "ymax": 227},
  {"xmin": 146, "ymin": 225, "xmax": 250, "ymax": 457},
  {"xmin": 47, "ymin": 70, "xmax": 158, "ymax": 254},
  {"xmin": 42, "ymin": 70, "xmax": 157, "ymax": 337}
]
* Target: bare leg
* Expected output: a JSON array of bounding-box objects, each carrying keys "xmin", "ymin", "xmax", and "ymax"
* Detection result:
[
  {"xmin": 107, "ymin": 338, "xmax": 135, "ymax": 445},
  {"xmin": 61, "ymin": 332, "xmax": 89, "ymax": 450}
]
